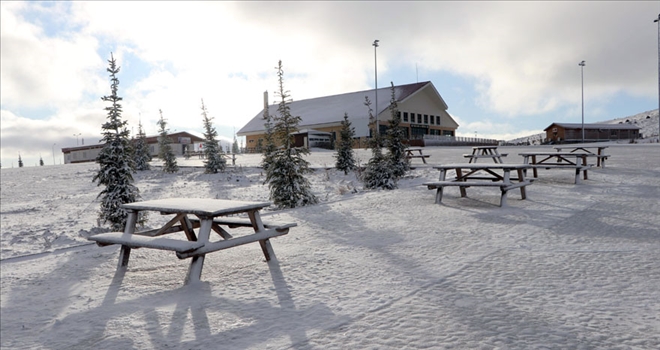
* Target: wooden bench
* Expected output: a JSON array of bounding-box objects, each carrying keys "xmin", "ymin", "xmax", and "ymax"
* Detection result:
[
  {"xmin": 423, "ymin": 180, "xmax": 532, "ymax": 207},
  {"xmin": 88, "ymin": 232, "xmax": 204, "ymax": 253},
  {"xmin": 525, "ymin": 164, "xmax": 593, "ymax": 184},
  {"xmin": 89, "ymin": 219, "xmax": 297, "ymax": 259}
]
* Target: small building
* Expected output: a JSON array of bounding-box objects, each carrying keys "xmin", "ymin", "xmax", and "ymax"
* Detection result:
[
  {"xmin": 61, "ymin": 131, "xmax": 205, "ymax": 164},
  {"xmin": 237, "ymin": 81, "xmax": 459, "ymax": 152},
  {"xmin": 544, "ymin": 123, "xmax": 641, "ymax": 143}
]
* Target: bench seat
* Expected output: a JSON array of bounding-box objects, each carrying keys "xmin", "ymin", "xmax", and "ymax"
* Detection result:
[
  {"xmin": 423, "ymin": 179, "xmax": 532, "ymax": 207},
  {"xmin": 88, "ymin": 232, "xmax": 204, "ymax": 253},
  {"xmin": 463, "ymin": 154, "xmax": 508, "ymax": 158},
  {"xmin": 187, "ymin": 217, "xmax": 297, "ymax": 231},
  {"xmin": 176, "ymin": 227, "xmax": 290, "ymax": 259}
]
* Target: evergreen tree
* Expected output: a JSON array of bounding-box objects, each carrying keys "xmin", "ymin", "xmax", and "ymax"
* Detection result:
[
  {"xmin": 18, "ymin": 154, "xmax": 23, "ymax": 168},
  {"xmin": 92, "ymin": 53, "xmax": 141, "ymax": 231},
  {"xmin": 200, "ymin": 98, "xmax": 226, "ymax": 173},
  {"xmin": 39, "ymin": 156, "xmax": 44, "ymax": 166},
  {"xmin": 157, "ymin": 109, "xmax": 179, "ymax": 173},
  {"xmin": 361, "ymin": 96, "xmax": 397, "ymax": 189},
  {"xmin": 334, "ymin": 112, "xmax": 357, "ymax": 174},
  {"xmin": 265, "ymin": 60, "xmax": 318, "ymax": 209},
  {"xmin": 385, "ymin": 82, "xmax": 410, "ymax": 179},
  {"xmin": 133, "ymin": 120, "xmax": 152, "ymax": 170},
  {"xmin": 261, "ymin": 96, "xmax": 277, "ymax": 171},
  {"xmin": 232, "ymin": 135, "xmax": 240, "ymax": 154}
]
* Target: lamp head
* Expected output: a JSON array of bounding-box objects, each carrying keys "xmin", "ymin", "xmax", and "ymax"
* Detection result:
[
  {"xmin": 373, "ymin": 40, "xmax": 379, "ymax": 47},
  {"xmin": 579, "ymin": 60, "xmax": 586, "ymax": 66}
]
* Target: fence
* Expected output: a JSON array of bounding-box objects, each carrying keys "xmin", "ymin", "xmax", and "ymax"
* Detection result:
[{"xmin": 421, "ymin": 135, "xmax": 499, "ymax": 147}]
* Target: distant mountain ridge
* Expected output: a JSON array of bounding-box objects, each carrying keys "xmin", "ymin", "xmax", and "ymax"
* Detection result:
[{"xmin": 508, "ymin": 109, "xmax": 659, "ymax": 144}]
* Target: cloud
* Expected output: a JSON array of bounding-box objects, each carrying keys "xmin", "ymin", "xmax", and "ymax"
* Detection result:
[{"xmin": 1, "ymin": 1, "xmax": 657, "ymax": 166}]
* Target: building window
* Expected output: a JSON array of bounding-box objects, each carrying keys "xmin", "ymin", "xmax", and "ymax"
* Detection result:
[
  {"xmin": 403, "ymin": 112, "xmax": 408, "ymax": 122},
  {"xmin": 436, "ymin": 116, "xmax": 441, "ymax": 125},
  {"xmin": 417, "ymin": 114, "xmax": 422, "ymax": 123},
  {"xmin": 430, "ymin": 115, "xmax": 434, "ymax": 125},
  {"xmin": 396, "ymin": 111, "xmax": 401, "ymax": 121},
  {"xmin": 424, "ymin": 114, "xmax": 428, "ymax": 124}
]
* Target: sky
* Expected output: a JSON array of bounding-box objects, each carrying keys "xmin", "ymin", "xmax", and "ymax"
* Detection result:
[{"xmin": 1, "ymin": 1, "xmax": 659, "ymax": 167}]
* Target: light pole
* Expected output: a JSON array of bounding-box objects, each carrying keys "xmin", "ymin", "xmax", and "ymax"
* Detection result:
[
  {"xmin": 655, "ymin": 14, "xmax": 660, "ymax": 140},
  {"xmin": 579, "ymin": 60, "xmax": 586, "ymax": 143},
  {"xmin": 373, "ymin": 39, "xmax": 379, "ymax": 135},
  {"xmin": 73, "ymin": 133, "xmax": 81, "ymax": 145},
  {"xmin": 52, "ymin": 143, "xmax": 56, "ymax": 165}
]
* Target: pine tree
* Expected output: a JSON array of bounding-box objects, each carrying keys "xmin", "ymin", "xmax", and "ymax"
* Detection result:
[
  {"xmin": 92, "ymin": 53, "xmax": 141, "ymax": 231},
  {"xmin": 362, "ymin": 96, "xmax": 397, "ymax": 190},
  {"xmin": 133, "ymin": 120, "xmax": 152, "ymax": 170},
  {"xmin": 157, "ymin": 109, "xmax": 179, "ymax": 173},
  {"xmin": 385, "ymin": 82, "xmax": 410, "ymax": 179},
  {"xmin": 232, "ymin": 135, "xmax": 240, "ymax": 154},
  {"xmin": 261, "ymin": 97, "xmax": 277, "ymax": 171},
  {"xmin": 18, "ymin": 154, "xmax": 23, "ymax": 168},
  {"xmin": 335, "ymin": 112, "xmax": 357, "ymax": 174},
  {"xmin": 200, "ymin": 98, "xmax": 226, "ymax": 173},
  {"xmin": 39, "ymin": 156, "xmax": 44, "ymax": 166},
  {"xmin": 265, "ymin": 60, "xmax": 318, "ymax": 209}
]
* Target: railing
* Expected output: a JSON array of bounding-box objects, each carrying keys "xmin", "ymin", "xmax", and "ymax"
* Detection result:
[{"xmin": 422, "ymin": 135, "xmax": 499, "ymax": 146}]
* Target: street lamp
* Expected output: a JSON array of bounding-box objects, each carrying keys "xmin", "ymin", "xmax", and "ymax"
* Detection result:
[
  {"xmin": 579, "ymin": 60, "xmax": 586, "ymax": 143},
  {"xmin": 73, "ymin": 133, "xmax": 81, "ymax": 146},
  {"xmin": 52, "ymin": 143, "xmax": 56, "ymax": 165},
  {"xmin": 655, "ymin": 14, "xmax": 660, "ymax": 141},
  {"xmin": 373, "ymin": 39, "xmax": 379, "ymax": 135}
]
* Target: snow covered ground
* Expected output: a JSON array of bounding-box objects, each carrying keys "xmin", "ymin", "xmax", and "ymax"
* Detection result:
[{"xmin": 1, "ymin": 144, "xmax": 659, "ymax": 349}]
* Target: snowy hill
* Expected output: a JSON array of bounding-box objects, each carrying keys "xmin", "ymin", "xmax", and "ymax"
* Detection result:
[{"xmin": 508, "ymin": 109, "xmax": 659, "ymax": 144}]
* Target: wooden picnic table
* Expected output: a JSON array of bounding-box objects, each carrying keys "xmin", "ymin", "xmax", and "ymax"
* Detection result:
[
  {"xmin": 422, "ymin": 163, "xmax": 533, "ymax": 207},
  {"xmin": 518, "ymin": 152, "xmax": 592, "ymax": 184},
  {"xmin": 464, "ymin": 146, "xmax": 508, "ymax": 164},
  {"xmin": 88, "ymin": 198, "xmax": 296, "ymax": 284},
  {"xmin": 553, "ymin": 145, "xmax": 609, "ymax": 167},
  {"xmin": 405, "ymin": 147, "xmax": 430, "ymax": 164}
]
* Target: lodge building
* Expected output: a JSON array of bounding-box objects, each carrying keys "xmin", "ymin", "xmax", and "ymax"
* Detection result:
[
  {"xmin": 544, "ymin": 123, "xmax": 641, "ymax": 143},
  {"xmin": 237, "ymin": 81, "xmax": 459, "ymax": 152},
  {"xmin": 61, "ymin": 131, "xmax": 204, "ymax": 164}
]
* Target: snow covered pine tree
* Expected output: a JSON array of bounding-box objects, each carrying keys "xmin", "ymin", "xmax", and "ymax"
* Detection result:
[
  {"xmin": 92, "ymin": 53, "xmax": 141, "ymax": 231},
  {"xmin": 361, "ymin": 96, "xmax": 396, "ymax": 189},
  {"xmin": 157, "ymin": 109, "xmax": 179, "ymax": 173},
  {"xmin": 133, "ymin": 120, "xmax": 152, "ymax": 171},
  {"xmin": 385, "ymin": 82, "xmax": 410, "ymax": 179},
  {"xmin": 200, "ymin": 99, "xmax": 226, "ymax": 173},
  {"xmin": 335, "ymin": 112, "xmax": 357, "ymax": 174},
  {"xmin": 266, "ymin": 60, "xmax": 318, "ymax": 208}
]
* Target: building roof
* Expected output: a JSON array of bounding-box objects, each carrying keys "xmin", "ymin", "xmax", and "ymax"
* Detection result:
[
  {"xmin": 238, "ymin": 81, "xmax": 451, "ymax": 137},
  {"xmin": 544, "ymin": 123, "xmax": 641, "ymax": 131}
]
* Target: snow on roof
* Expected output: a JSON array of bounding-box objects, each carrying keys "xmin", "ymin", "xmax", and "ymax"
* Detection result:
[{"xmin": 238, "ymin": 81, "xmax": 444, "ymax": 137}]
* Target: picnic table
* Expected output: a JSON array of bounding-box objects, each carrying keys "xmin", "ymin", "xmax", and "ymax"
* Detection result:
[
  {"xmin": 422, "ymin": 163, "xmax": 533, "ymax": 207},
  {"xmin": 553, "ymin": 145, "xmax": 609, "ymax": 167},
  {"xmin": 518, "ymin": 152, "xmax": 592, "ymax": 184},
  {"xmin": 405, "ymin": 147, "xmax": 430, "ymax": 164},
  {"xmin": 463, "ymin": 146, "xmax": 508, "ymax": 164},
  {"xmin": 88, "ymin": 198, "xmax": 296, "ymax": 284}
]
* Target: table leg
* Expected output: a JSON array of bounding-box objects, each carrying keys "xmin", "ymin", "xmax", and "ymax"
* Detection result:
[
  {"xmin": 117, "ymin": 210, "xmax": 137, "ymax": 269},
  {"xmin": 531, "ymin": 155, "xmax": 538, "ymax": 178},
  {"xmin": 456, "ymin": 168, "xmax": 467, "ymax": 197},
  {"xmin": 247, "ymin": 210, "xmax": 274, "ymax": 261},
  {"xmin": 500, "ymin": 170, "xmax": 510, "ymax": 207},
  {"xmin": 517, "ymin": 169, "xmax": 527, "ymax": 200},
  {"xmin": 185, "ymin": 217, "xmax": 212, "ymax": 284}
]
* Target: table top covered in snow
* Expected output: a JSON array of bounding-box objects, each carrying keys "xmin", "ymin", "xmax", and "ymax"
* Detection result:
[{"xmin": 121, "ymin": 198, "xmax": 272, "ymax": 217}]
